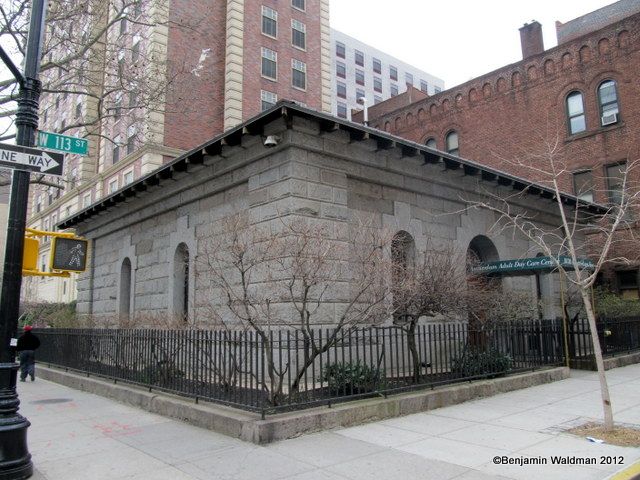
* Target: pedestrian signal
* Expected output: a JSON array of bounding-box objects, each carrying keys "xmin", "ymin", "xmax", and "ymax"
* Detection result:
[{"xmin": 50, "ymin": 237, "xmax": 88, "ymax": 272}]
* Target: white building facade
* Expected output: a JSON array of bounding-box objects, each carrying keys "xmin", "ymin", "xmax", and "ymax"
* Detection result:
[{"xmin": 330, "ymin": 29, "xmax": 444, "ymax": 121}]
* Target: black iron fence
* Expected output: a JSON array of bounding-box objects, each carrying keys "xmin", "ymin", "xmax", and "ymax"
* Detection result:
[
  {"xmin": 35, "ymin": 319, "xmax": 565, "ymax": 415},
  {"xmin": 567, "ymin": 316, "xmax": 640, "ymax": 360}
]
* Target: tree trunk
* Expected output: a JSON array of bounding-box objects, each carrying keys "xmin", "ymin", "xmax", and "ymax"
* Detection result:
[
  {"xmin": 580, "ymin": 288, "xmax": 614, "ymax": 431},
  {"xmin": 406, "ymin": 321, "xmax": 421, "ymax": 383}
]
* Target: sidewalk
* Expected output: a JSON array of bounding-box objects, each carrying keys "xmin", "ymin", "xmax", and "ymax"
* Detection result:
[{"xmin": 19, "ymin": 364, "xmax": 640, "ymax": 480}]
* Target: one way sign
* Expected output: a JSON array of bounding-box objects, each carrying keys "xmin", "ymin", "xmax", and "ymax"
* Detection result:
[{"xmin": 0, "ymin": 142, "xmax": 64, "ymax": 176}]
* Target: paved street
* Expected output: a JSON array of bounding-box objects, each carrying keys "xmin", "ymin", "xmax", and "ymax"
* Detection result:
[{"xmin": 20, "ymin": 364, "xmax": 640, "ymax": 480}]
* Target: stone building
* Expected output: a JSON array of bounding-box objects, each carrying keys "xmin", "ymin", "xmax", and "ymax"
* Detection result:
[
  {"xmin": 358, "ymin": 2, "xmax": 640, "ymax": 298},
  {"xmin": 58, "ymin": 103, "xmax": 601, "ymax": 324}
]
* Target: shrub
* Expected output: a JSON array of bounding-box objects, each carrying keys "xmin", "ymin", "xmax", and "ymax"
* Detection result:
[
  {"xmin": 141, "ymin": 360, "xmax": 185, "ymax": 387},
  {"xmin": 322, "ymin": 362, "xmax": 383, "ymax": 394},
  {"xmin": 19, "ymin": 301, "xmax": 77, "ymax": 327},
  {"xmin": 594, "ymin": 288, "xmax": 640, "ymax": 318},
  {"xmin": 451, "ymin": 348, "xmax": 512, "ymax": 377}
]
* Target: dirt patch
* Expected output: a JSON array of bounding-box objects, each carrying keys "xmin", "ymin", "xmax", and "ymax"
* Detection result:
[{"xmin": 568, "ymin": 422, "xmax": 640, "ymax": 447}]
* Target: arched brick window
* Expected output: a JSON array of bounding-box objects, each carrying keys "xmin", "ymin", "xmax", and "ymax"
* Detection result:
[
  {"xmin": 597, "ymin": 80, "xmax": 619, "ymax": 126},
  {"xmin": 445, "ymin": 131, "xmax": 459, "ymax": 156},
  {"xmin": 566, "ymin": 91, "xmax": 586, "ymax": 134}
]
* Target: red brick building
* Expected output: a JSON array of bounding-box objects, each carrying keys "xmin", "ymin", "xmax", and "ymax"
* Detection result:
[{"xmin": 361, "ymin": 5, "xmax": 640, "ymax": 298}]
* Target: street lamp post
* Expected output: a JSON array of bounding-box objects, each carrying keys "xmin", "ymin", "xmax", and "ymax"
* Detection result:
[{"xmin": 0, "ymin": 1, "xmax": 47, "ymax": 478}]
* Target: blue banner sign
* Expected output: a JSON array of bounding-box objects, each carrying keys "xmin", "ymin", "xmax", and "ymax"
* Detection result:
[{"xmin": 471, "ymin": 255, "xmax": 595, "ymax": 274}]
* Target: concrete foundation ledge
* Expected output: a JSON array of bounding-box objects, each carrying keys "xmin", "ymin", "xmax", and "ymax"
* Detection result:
[
  {"xmin": 37, "ymin": 365, "xmax": 569, "ymax": 444},
  {"xmin": 571, "ymin": 351, "xmax": 640, "ymax": 371}
]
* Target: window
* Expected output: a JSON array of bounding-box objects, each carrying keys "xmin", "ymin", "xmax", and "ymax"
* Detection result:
[
  {"xmin": 372, "ymin": 57, "xmax": 381, "ymax": 74},
  {"xmin": 446, "ymin": 131, "xmax": 459, "ymax": 155},
  {"xmin": 109, "ymin": 178, "xmax": 119, "ymax": 193},
  {"xmin": 336, "ymin": 41, "xmax": 345, "ymax": 58},
  {"xmin": 356, "ymin": 88, "xmax": 365, "ymax": 102},
  {"xmin": 292, "ymin": 59, "xmax": 306, "ymax": 90},
  {"xmin": 291, "ymin": 19, "xmax": 306, "ymax": 49},
  {"xmin": 573, "ymin": 170, "xmax": 594, "ymax": 202},
  {"xmin": 65, "ymin": 206, "xmax": 71, "ymax": 218},
  {"xmin": 425, "ymin": 138, "xmax": 437, "ymax": 149},
  {"xmin": 261, "ymin": 90, "xmax": 277, "ymax": 111},
  {"xmin": 373, "ymin": 77, "xmax": 382, "ymax": 93},
  {"xmin": 405, "ymin": 72, "xmax": 413, "ymax": 86},
  {"xmin": 598, "ymin": 80, "xmax": 619, "ymax": 125},
  {"xmin": 127, "ymin": 125, "xmax": 136, "ymax": 155},
  {"xmin": 616, "ymin": 270, "xmax": 639, "ymax": 300},
  {"xmin": 262, "ymin": 6, "xmax": 277, "ymax": 38},
  {"xmin": 173, "ymin": 243, "xmax": 190, "ymax": 322},
  {"xmin": 41, "ymin": 255, "xmax": 47, "ymax": 273},
  {"xmin": 75, "ymin": 103, "xmax": 82, "ymax": 119},
  {"xmin": 337, "ymin": 81, "xmax": 346, "ymax": 99},
  {"xmin": 390, "ymin": 84, "xmax": 398, "ymax": 97},
  {"xmin": 119, "ymin": 258, "xmax": 132, "ymax": 318},
  {"xmin": 261, "ymin": 47, "xmax": 277, "ymax": 80},
  {"xmin": 133, "ymin": 0, "xmax": 142, "ymax": 18},
  {"xmin": 390, "ymin": 65, "xmax": 397, "ymax": 81},
  {"xmin": 69, "ymin": 167, "xmax": 77, "ymax": 190},
  {"xmin": 36, "ymin": 195, "xmax": 42, "ymax": 213},
  {"xmin": 83, "ymin": 192, "xmax": 92, "ymax": 208},
  {"xmin": 112, "ymin": 135, "xmax": 121, "ymax": 164},
  {"xmin": 434, "ymin": 86, "xmax": 442, "ymax": 94},
  {"xmin": 114, "ymin": 92, "xmax": 123, "ymax": 120},
  {"xmin": 47, "ymin": 188, "xmax": 53, "ymax": 205},
  {"xmin": 420, "ymin": 80, "xmax": 428, "ymax": 93},
  {"xmin": 606, "ymin": 162, "xmax": 626, "ymax": 205},
  {"xmin": 566, "ymin": 91, "xmax": 586, "ymax": 134},
  {"xmin": 124, "ymin": 170, "xmax": 134, "ymax": 185},
  {"xmin": 374, "ymin": 95, "xmax": 382, "ymax": 105},
  {"xmin": 119, "ymin": 16, "xmax": 127, "ymax": 36},
  {"xmin": 129, "ymin": 91, "xmax": 137, "ymax": 108},
  {"xmin": 336, "ymin": 61, "xmax": 346, "ymax": 78},
  {"xmin": 355, "ymin": 50, "xmax": 364, "ymax": 66},
  {"xmin": 292, "ymin": 0, "xmax": 305, "ymax": 11},
  {"xmin": 355, "ymin": 69, "xmax": 365, "ymax": 86},
  {"xmin": 51, "ymin": 213, "xmax": 57, "ymax": 229},
  {"xmin": 337, "ymin": 102, "xmax": 347, "ymax": 119},
  {"xmin": 131, "ymin": 34, "xmax": 141, "ymax": 63}
]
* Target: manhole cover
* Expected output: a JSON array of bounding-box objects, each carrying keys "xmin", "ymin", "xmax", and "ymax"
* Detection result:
[{"xmin": 30, "ymin": 398, "xmax": 73, "ymax": 405}]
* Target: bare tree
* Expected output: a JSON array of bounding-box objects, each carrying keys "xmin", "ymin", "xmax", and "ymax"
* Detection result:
[
  {"xmin": 0, "ymin": 0, "xmax": 203, "ymax": 188},
  {"xmin": 464, "ymin": 132, "xmax": 640, "ymax": 430},
  {"xmin": 198, "ymin": 214, "xmax": 393, "ymax": 405}
]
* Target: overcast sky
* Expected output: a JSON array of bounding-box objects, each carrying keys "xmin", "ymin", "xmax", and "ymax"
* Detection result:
[{"xmin": 331, "ymin": 0, "xmax": 619, "ymax": 88}]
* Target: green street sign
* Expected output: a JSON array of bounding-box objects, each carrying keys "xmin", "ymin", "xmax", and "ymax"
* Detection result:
[
  {"xmin": 471, "ymin": 255, "xmax": 595, "ymax": 275},
  {"xmin": 37, "ymin": 130, "xmax": 88, "ymax": 156}
]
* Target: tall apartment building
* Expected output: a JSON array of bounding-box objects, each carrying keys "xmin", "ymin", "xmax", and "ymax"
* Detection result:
[
  {"xmin": 24, "ymin": 0, "xmax": 332, "ymax": 302},
  {"xmin": 330, "ymin": 29, "xmax": 444, "ymax": 121},
  {"xmin": 362, "ymin": 2, "xmax": 640, "ymax": 298}
]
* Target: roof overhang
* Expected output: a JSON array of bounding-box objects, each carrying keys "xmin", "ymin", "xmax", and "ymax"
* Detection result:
[{"xmin": 58, "ymin": 101, "xmax": 608, "ymax": 229}]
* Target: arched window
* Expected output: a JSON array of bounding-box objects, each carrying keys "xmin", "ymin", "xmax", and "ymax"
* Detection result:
[
  {"xmin": 425, "ymin": 138, "xmax": 437, "ymax": 149},
  {"xmin": 119, "ymin": 257, "xmax": 132, "ymax": 318},
  {"xmin": 445, "ymin": 131, "xmax": 459, "ymax": 156},
  {"xmin": 391, "ymin": 231, "xmax": 415, "ymax": 322},
  {"xmin": 173, "ymin": 243, "xmax": 190, "ymax": 322},
  {"xmin": 598, "ymin": 80, "xmax": 619, "ymax": 125},
  {"xmin": 566, "ymin": 91, "xmax": 586, "ymax": 134},
  {"xmin": 391, "ymin": 231, "xmax": 415, "ymax": 273}
]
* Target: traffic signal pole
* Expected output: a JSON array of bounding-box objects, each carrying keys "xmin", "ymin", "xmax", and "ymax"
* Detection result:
[{"xmin": 0, "ymin": 1, "xmax": 47, "ymax": 478}]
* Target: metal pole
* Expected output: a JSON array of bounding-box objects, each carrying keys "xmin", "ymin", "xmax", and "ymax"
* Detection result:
[{"xmin": 0, "ymin": 1, "xmax": 47, "ymax": 478}]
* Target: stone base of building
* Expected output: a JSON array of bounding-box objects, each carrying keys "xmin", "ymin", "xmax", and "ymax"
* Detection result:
[{"xmin": 37, "ymin": 365, "xmax": 568, "ymax": 444}]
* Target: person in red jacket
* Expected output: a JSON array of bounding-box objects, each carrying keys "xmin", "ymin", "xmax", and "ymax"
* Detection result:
[{"xmin": 16, "ymin": 326, "xmax": 41, "ymax": 382}]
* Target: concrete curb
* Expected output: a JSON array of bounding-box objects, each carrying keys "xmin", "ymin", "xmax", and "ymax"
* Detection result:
[
  {"xmin": 37, "ymin": 365, "xmax": 569, "ymax": 444},
  {"xmin": 571, "ymin": 351, "xmax": 640, "ymax": 371}
]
